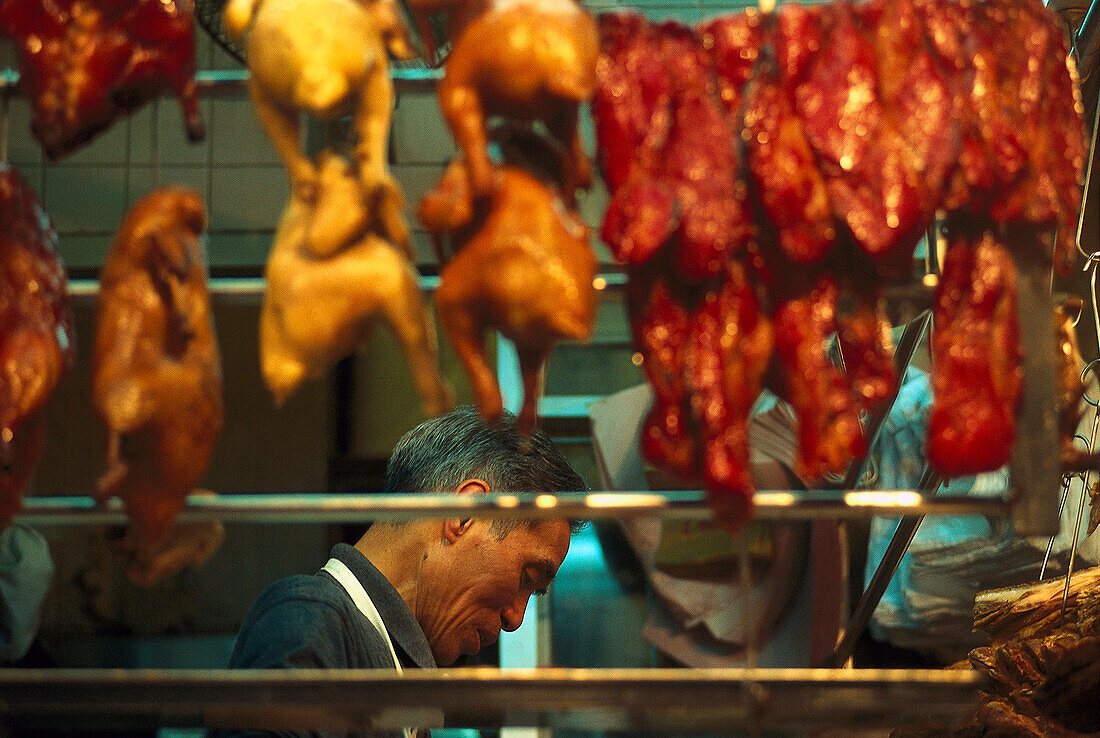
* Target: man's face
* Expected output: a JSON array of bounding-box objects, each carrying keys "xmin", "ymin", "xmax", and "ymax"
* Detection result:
[{"xmin": 415, "ymin": 518, "xmax": 571, "ymax": 666}]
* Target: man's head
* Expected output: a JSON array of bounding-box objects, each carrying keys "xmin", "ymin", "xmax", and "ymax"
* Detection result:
[{"xmin": 377, "ymin": 406, "xmax": 586, "ymax": 665}]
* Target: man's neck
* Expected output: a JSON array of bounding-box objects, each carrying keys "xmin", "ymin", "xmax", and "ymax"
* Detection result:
[{"xmin": 354, "ymin": 523, "xmax": 432, "ymax": 614}]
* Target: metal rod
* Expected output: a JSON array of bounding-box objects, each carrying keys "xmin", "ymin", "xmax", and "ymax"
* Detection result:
[
  {"xmin": 739, "ymin": 533, "xmax": 758, "ymax": 668},
  {"xmin": 820, "ymin": 464, "xmax": 943, "ymax": 668},
  {"xmin": 1060, "ymin": 399, "xmax": 1100, "ymax": 617},
  {"xmin": 1039, "ymin": 474, "xmax": 1074, "ymax": 579},
  {"xmin": 1010, "ymin": 230, "xmax": 1062, "ymax": 537},
  {"xmin": 65, "ymin": 272, "xmax": 916, "ymax": 308},
  {"xmin": 63, "ymin": 273, "xmax": 635, "ymax": 304},
  {"xmin": 838, "ymin": 310, "xmax": 932, "ymax": 491},
  {"xmin": 0, "ymin": 68, "xmax": 443, "ymax": 97},
  {"xmin": 0, "ymin": 667, "xmax": 983, "ymax": 732},
  {"xmin": 13, "ymin": 490, "xmax": 1010, "ymax": 527},
  {"xmin": 1075, "ymin": 97, "xmax": 1099, "ymax": 260}
]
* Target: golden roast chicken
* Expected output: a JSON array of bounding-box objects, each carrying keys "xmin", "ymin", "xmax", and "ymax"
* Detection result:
[
  {"xmin": 223, "ymin": 0, "xmax": 414, "ymax": 235},
  {"xmin": 419, "ymin": 156, "xmax": 597, "ymax": 434},
  {"xmin": 93, "ymin": 187, "xmax": 223, "ymax": 553},
  {"xmin": 436, "ymin": 0, "xmax": 599, "ymax": 204},
  {"xmin": 261, "ymin": 151, "xmax": 453, "ymax": 415}
]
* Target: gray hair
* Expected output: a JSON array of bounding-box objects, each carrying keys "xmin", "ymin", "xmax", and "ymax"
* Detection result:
[{"xmin": 383, "ymin": 405, "xmax": 587, "ymax": 535}]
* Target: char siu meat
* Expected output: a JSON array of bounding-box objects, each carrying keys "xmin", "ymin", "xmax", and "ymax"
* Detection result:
[
  {"xmin": 927, "ymin": 222, "xmax": 1021, "ymax": 476},
  {"xmin": 770, "ymin": 272, "xmax": 866, "ymax": 480},
  {"xmin": 592, "ymin": 0, "xmax": 1087, "ymax": 527},
  {"xmin": 628, "ymin": 274, "xmax": 697, "ymax": 480},
  {"xmin": 0, "ymin": 165, "xmax": 75, "ymax": 527},
  {"xmin": 596, "ymin": 15, "xmax": 752, "ymax": 282},
  {"xmin": 689, "ymin": 262, "xmax": 773, "ymax": 525},
  {"xmin": 0, "ymin": 0, "xmax": 204, "ymax": 161}
]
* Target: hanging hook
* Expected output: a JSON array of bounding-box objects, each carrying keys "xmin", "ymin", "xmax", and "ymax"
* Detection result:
[
  {"xmin": 1057, "ymin": 338, "xmax": 1100, "ymax": 619},
  {"xmin": 1088, "ymin": 256, "xmax": 1100, "ymax": 375},
  {"xmin": 1039, "ymin": 474, "xmax": 1074, "ymax": 580},
  {"xmin": 1081, "ymin": 359, "xmax": 1100, "ymax": 407},
  {"xmin": 1075, "ymin": 103, "xmax": 1098, "ymax": 261}
]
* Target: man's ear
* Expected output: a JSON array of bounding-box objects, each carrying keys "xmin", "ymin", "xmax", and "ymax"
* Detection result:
[
  {"xmin": 455, "ymin": 478, "xmax": 490, "ymax": 495},
  {"xmin": 443, "ymin": 516, "xmax": 474, "ymax": 543},
  {"xmin": 444, "ymin": 479, "xmax": 490, "ymax": 542}
]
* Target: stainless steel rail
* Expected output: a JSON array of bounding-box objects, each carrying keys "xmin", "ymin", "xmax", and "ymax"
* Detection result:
[
  {"xmin": 64, "ymin": 272, "xmax": 628, "ymax": 304},
  {"xmin": 0, "ymin": 667, "xmax": 983, "ymax": 732},
  {"xmin": 14, "ymin": 490, "xmax": 1010, "ymax": 526},
  {"xmin": 0, "ymin": 68, "xmax": 442, "ymax": 96}
]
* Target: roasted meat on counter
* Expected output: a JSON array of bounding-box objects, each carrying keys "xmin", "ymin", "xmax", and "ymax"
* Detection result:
[
  {"xmin": 893, "ymin": 569, "xmax": 1100, "ymax": 737},
  {"xmin": 420, "ymin": 159, "xmax": 597, "ymax": 434},
  {"xmin": 0, "ymin": 0, "xmax": 204, "ymax": 160},
  {"xmin": 261, "ymin": 151, "xmax": 453, "ymax": 416},
  {"xmin": 93, "ymin": 187, "xmax": 222, "ymax": 553},
  {"xmin": 0, "ymin": 165, "xmax": 75, "ymax": 527}
]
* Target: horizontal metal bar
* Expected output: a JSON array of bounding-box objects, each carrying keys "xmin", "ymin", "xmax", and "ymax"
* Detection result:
[
  {"xmin": 65, "ymin": 273, "xmax": 628, "ymax": 305},
  {"xmin": 67, "ymin": 276, "xmax": 272, "ymax": 305},
  {"xmin": 14, "ymin": 490, "xmax": 1011, "ymax": 526},
  {"xmin": 0, "ymin": 667, "xmax": 982, "ymax": 732},
  {"xmin": 0, "ymin": 68, "xmax": 442, "ymax": 97},
  {"xmin": 64, "ymin": 272, "xmax": 925, "ymax": 310}
]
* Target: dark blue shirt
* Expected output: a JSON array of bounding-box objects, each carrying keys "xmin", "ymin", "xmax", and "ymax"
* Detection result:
[{"xmin": 218, "ymin": 543, "xmax": 436, "ymax": 738}]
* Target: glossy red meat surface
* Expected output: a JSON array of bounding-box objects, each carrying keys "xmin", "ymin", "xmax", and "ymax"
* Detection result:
[
  {"xmin": 0, "ymin": 164, "xmax": 75, "ymax": 526},
  {"xmin": 0, "ymin": 0, "xmax": 204, "ymax": 160}
]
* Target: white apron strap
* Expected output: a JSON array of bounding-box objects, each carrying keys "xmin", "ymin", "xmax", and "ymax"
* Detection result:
[
  {"xmin": 322, "ymin": 557, "xmax": 404, "ymax": 674},
  {"xmin": 323, "ymin": 558, "xmax": 429, "ymax": 737}
]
